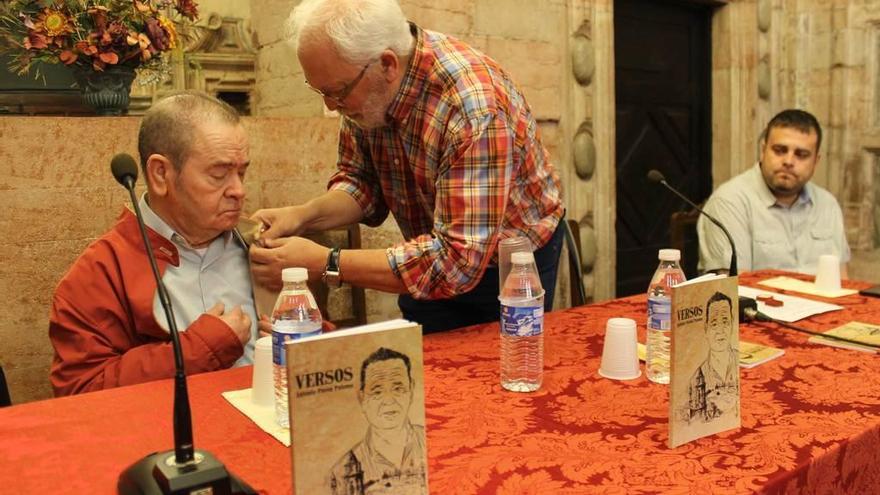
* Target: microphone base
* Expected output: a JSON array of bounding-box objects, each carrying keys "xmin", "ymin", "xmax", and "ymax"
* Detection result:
[
  {"xmin": 739, "ymin": 295, "xmax": 758, "ymax": 322},
  {"xmin": 118, "ymin": 449, "xmax": 255, "ymax": 495}
]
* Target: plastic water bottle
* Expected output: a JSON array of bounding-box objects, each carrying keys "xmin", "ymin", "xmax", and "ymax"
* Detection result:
[
  {"xmin": 499, "ymin": 251, "xmax": 544, "ymax": 392},
  {"xmin": 272, "ymin": 267, "xmax": 322, "ymax": 427},
  {"xmin": 646, "ymin": 249, "xmax": 686, "ymax": 384}
]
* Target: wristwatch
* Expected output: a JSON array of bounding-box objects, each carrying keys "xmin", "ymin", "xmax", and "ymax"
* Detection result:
[{"xmin": 322, "ymin": 247, "xmax": 342, "ymax": 288}]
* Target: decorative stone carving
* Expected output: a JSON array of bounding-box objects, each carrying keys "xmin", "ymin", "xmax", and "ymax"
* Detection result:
[
  {"xmin": 571, "ymin": 21, "xmax": 594, "ymax": 86},
  {"xmin": 758, "ymin": 57, "xmax": 771, "ymax": 100},
  {"xmin": 130, "ymin": 14, "xmax": 256, "ymax": 114},
  {"xmin": 757, "ymin": 0, "xmax": 771, "ymax": 33},
  {"xmin": 573, "ymin": 121, "xmax": 596, "ymax": 180},
  {"xmin": 579, "ymin": 222, "xmax": 597, "ymax": 272}
]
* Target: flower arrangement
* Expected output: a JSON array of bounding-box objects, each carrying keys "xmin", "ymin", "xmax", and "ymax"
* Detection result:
[{"xmin": 0, "ymin": 0, "xmax": 199, "ymax": 77}]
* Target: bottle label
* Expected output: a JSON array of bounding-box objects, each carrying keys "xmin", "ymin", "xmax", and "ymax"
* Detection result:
[
  {"xmin": 500, "ymin": 304, "xmax": 544, "ymax": 337},
  {"xmin": 647, "ymin": 296, "xmax": 671, "ymax": 331},
  {"xmin": 272, "ymin": 321, "xmax": 321, "ymax": 366}
]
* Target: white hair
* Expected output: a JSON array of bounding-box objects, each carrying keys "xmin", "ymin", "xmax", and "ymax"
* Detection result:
[{"xmin": 285, "ymin": 0, "xmax": 413, "ymax": 64}]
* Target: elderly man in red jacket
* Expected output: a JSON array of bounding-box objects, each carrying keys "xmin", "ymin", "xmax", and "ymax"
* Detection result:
[{"xmin": 49, "ymin": 91, "xmax": 256, "ymax": 396}]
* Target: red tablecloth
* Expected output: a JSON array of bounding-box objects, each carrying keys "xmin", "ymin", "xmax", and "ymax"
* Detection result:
[{"xmin": 2, "ymin": 270, "xmax": 879, "ymax": 494}]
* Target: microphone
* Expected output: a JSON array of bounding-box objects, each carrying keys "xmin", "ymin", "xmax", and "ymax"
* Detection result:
[
  {"xmin": 647, "ymin": 169, "xmax": 738, "ymax": 276},
  {"xmin": 111, "ymin": 154, "xmax": 254, "ymax": 494},
  {"xmin": 742, "ymin": 304, "xmax": 880, "ymax": 351},
  {"xmin": 111, "ymin": 153, "xmax": 137, "ymax": 189}
]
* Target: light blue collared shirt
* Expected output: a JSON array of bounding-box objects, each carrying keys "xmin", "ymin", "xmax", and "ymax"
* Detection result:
[
  {"xmin": 140, "ymin": 194, "xmax": 256, "ymax": 366},
  {"xmin": 698, "ymin": 164, "xmax": 851, "ymax": 274}
]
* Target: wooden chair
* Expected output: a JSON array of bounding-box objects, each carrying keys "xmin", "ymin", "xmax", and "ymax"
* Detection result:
[
  {"xmin": 669, "ymin": 207, "xmax": 702, "ymax": 277},
  {"xmin": 0, "ymin": 364, "xmax": 11, "ymax": 407},
  {"xmin": 564, "ymin": 219, "xmax": 588, "ymax": 307}
]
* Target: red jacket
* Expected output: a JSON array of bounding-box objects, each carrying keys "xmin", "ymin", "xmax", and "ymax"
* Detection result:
[{"xmin": 49, "ymin": 209, "xmax": 244, "ymax": 396}]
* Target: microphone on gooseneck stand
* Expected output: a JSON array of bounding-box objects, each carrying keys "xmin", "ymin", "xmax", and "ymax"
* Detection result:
[
  {"xmin": 646, "ymin": 169, "xmax": 737, "ymax": 277},
  {"xmin": 111, "ymin": 154, "xmax": 254, "ymax": 495},
  {"xmin": 741, "ymin": 305, "xmax": 880, "ymax": 351},
  {"xmin": 647, "ymin": 169, "xmax": 759, "ymax": 319}
]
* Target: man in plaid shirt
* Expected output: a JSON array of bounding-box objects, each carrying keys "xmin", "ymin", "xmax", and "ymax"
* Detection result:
[{"xmin": 251, "ymin": 0, "xmax": 564, "ymax": 332}]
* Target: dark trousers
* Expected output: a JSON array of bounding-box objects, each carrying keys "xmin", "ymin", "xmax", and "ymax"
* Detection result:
[{"xmin": 399, "ymin": 220, "xmax": 565, "ymax": 333}]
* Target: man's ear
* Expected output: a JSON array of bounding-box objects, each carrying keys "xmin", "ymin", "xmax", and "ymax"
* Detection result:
[
  {"xmin": 379, "ymin": 49, "xmax": 401, "ymax": 83},
  {"xmin": 145, "ymin": 154, "xmax": 174, "ymax": 196}
]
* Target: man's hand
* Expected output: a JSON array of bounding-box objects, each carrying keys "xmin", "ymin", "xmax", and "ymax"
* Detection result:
[
  {"xmin": 250, "ymin": 206, "xmax": 307, "ymax": 243},
  {"xmin": 257, "ymin": 314, "xmax": 272, "ymax": 339},
  {"xmin": 249, "ymin": 236, "xmax": 330, "ymax": 291},
  {"xmin": 206, "ymin": 302, "xmax": 252, "ymax": 345}
]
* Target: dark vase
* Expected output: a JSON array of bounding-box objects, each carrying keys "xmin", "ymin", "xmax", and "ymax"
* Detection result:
[{"xmin": 72, "ymin": 65, "xmax": 137, "ymax": 116}]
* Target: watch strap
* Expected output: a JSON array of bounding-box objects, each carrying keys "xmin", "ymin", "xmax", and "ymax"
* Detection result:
[{"xmin": 323, "ymin": 247, "xmax": 342, "ymax": 287}]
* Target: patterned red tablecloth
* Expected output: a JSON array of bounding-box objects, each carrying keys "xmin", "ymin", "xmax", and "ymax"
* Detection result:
[{"xmin": 1, "ymin": 270, "xmax": 878, "ymax": 494}]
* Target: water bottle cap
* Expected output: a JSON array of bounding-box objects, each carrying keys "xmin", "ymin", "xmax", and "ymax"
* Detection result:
[
  {"xmin": 511, "ymin": 251, "xmax": 535, "ymax": 265},
  {"xmin": 658, "ymin": 249, "xmax": 681, "ymax": 261},
  {"xmin": 282, "ymin": 267, "xmax": 308, "ymax": 282}
]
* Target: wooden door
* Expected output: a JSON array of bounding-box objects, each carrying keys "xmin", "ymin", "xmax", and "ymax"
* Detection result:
[{"xmin": 614, "ymin": 0, "xmax": 713, "ymax": 296}]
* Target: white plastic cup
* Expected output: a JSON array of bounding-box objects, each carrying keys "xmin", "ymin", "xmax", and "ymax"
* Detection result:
[
  {"xmin": 814, "ymin": 254, "xmax": 841, "ymax": 292},
  {"xmin": 498, "ymin": 236, "xmax": 534, "ymax": 288},
  {"xmin": 251, "ymin": 336, "xmax": 273, "ymax": 407},
  {"xmin": 598, "ymin": 318, "xmax": 641, "ymax": 380}
]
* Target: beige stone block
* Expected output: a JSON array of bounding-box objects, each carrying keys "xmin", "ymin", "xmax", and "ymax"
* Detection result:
[
  {"xmin": 805, "ymin": 30, "xmax": 832, "ymax": 70},
  {"xmin": 245, "ymin": 117, "xmax": 339, "ymax": 180},
  {"xmin": 0, "ymin": 237, "xmax": 94, "ymax": 403},
  {"xmin": 259, "ymin": 180, "xmax": 329, "ymax": 209},
  {"xmin": 254, "ymin": 76, "xmax": 323, "ymax": 117},
  {"xmin": 0, "ymin": 117, "xmax": 140, "ymax": 190},
  {"xmin": 401, "ymin": 0, "xmax": 472, "ymax": 15},
  {"xmin": 474, "ymin": 0, "xmax": 564, "ymax": 42},
  {"xmin": 256, "ymin": 42, "xmax": 300, "ymax": 80},
  {"xmin": 405, "ymin": 6, "xmax": 471, "ymax": 36},
  {"xmin": 4, "ymin": 364, "xmax": 53, "ymax": 404},
  {"xmin": 461, "ymin": 35, "xmax": 490, "ymax": 53},
  {"xmin": 523, "ymin": 86, "xmax": 562, "ymax": 121},
  {"xmin": 0, "ymin": 188, "xmax": 117, "ymax": 244},
  {"xmin": 250, "ymin": 0, "xmax": 297, "ymax": 47},
  {"xmin": 832, "ymin": 27, "xmax": 866, "ymax": 67},
  {"xmin": 483, "ymin": 39, "xmax": 562, "ymax": 103}
]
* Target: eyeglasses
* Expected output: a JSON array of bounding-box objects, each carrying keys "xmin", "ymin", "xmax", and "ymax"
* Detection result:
[{"xmin": 304, "ymin": 61, "xmax": 373, "ymax": 108}]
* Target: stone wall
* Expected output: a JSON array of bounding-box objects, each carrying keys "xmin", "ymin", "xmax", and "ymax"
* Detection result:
[{"xmin": 716, "ymin": 0, "xmax": 880, "ymax": 252}]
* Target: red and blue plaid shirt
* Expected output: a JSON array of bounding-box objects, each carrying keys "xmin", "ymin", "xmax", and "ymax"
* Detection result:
[{"xmin": 329, "ymin": 24, "xmax": 563, "ymax": 300}]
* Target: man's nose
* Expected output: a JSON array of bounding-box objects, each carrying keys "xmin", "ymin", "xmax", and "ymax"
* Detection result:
[{"xmin": 226, "ymin": 174, "xmax": 246, "ymax": 199}]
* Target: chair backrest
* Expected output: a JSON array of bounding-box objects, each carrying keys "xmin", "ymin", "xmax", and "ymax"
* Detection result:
[
  {"xmin": 564, "ymin": 219, "xmax": 588, "ymax": 307},
  {"xmin": 306, "ymin": 224, "xmax": 367, "ymax": 328},
  {"xmin": 669, "ymin": 207, "xmax": 702, "ymax": 278},
  {"xmin": 0, "ymin": 364, "xmax": 11, "ymax": 407}
]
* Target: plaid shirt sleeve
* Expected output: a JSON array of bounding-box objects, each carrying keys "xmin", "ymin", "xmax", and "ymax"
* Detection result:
[
  {"xmin": 386, "ymin": 110, "xmax": 512, "ymax": 299},
  {"xmin": 327, "ymin": 121, "xmax": 390, "ymax": 227}
]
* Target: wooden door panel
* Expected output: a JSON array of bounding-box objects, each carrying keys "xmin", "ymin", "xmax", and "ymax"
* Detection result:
[{"xmin": 614, "ymin": 0, "xmax": 712, "ymax": 296}]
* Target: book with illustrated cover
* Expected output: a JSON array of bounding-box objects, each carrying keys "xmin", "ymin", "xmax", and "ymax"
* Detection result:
[
  {"xmin": 285, "ymin": 319, "xmax": 429, "ymax": 495},
  {"xmin": 807, "ymin": 321, "xmax": 880, "ymax": 354},
  {"xmin": 638, "ymin": 340, "xmax": 783, "ymax": 369},
  {"xmin": 668, "ymin": 275, "xmax": 741, "ymax": 448},
  {"xmin": 737, "ymin": 341, "xmax": 785, "ymax": 368}
]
